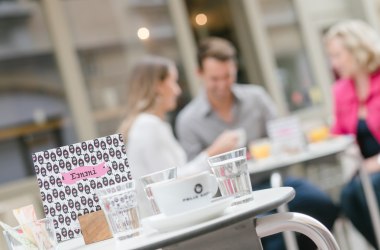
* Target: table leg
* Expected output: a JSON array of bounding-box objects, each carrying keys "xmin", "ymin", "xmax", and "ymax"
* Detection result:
[
  {"xmin": 52, "ymin": 127, "xmax": 63, "ymax": 148},
  {"xmin": 255, "ymin": 212, "xmax": 340, "ymax": 250},
  {"xmin": 358, "ymin": 166, "xmax": 380, "ymax": 248},
  {"xmin": 17, "ymin": 136, "xmax": 34, "ymax": 176}
]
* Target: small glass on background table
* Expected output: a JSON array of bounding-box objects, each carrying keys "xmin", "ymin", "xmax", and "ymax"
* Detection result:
[
  {"xmin": 249, "ymin": 139, "xmax": 271, "ymax": 160},
  {"xmin": 2, "ymin": 217, "xmax": 57, "ymax": 250},
  {"xmin": 208, "ymin": 147, "xmax": 253, "ymax": 205},
  {"xmin": 139, "ymin": 167, "xmax": 177, "ymax": 215},
  {"xmin": 96, "ymin": 181, "xmax": 142, "ymax": 241}
]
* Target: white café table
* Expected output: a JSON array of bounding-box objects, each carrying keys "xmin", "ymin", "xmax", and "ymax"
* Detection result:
[
  {"xmin": 58, "ymin": 187, "xmax": 339, "ymax": 250},
  {"xmin": 248, "ymin": 135, "xmax": 380, "ymax": 248},
  {"xmin": 247, "ymin": 135, "xmax": 355, "ymax": 174}
]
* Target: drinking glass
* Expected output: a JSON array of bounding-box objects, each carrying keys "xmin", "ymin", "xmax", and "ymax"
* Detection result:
[
  {"xmin": 3, "ymin": 217, "xmax": 57, "ymax": 250},
  {"xmin": 249, "ymin": 139, "xmax": 271, "ymax": 160},
  {"xmin": 139, "ymin": 167, "xmax": 177, "ymax": 215},
  {"xmin": 208, "ymin": 148, "xmax": 253, "ymax": 204},
  {"xmin": 96, "ymin": 181, "xmax": 142, "ymax": 240}
]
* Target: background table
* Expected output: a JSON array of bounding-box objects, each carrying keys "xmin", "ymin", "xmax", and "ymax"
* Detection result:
[
  {"xmin": 248, "ymin": 135, "xmax": 354, "ymax": 174},
  {"xmin": 0, "ymin": 93, "xmax": 65, "ymax": 178}
]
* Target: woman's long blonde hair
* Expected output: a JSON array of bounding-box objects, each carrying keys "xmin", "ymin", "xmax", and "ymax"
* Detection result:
[
  {"xmin": 324, "ymin": 19, "xmax": 380, "ymax": 73},
  {"xmin": 118, "ymin": 56, "xmax": 174, "ymax": 139}
]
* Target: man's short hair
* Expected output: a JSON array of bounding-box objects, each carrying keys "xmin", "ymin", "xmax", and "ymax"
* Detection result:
[{"xmin": 197, "ymin": 37, "xmax": 236, "ymax": 69}]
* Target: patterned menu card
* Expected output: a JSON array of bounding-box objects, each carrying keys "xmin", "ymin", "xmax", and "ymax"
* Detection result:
[{"xmin": 32, "ymin": 134, "xmax": 132, "ymax": 242}]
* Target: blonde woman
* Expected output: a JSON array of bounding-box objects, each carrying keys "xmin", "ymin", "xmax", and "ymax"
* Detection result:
[
  {"xmin": 325, "ymin": 20, "xmax": 380, "ymax": 248},
  {"xmin": 118, "ymin": 56, "xmax": 239, "ymax": 217}
]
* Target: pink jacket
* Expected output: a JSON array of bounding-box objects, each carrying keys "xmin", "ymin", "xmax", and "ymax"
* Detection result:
[{"xmin": 331, "ymin": 70, "xmax": 380, "ymax": 143}]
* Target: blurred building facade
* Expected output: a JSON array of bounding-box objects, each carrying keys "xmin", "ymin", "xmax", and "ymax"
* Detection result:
[{"xmin": 0, "ymin": 0, "xmax": 380, "ymax": 184}]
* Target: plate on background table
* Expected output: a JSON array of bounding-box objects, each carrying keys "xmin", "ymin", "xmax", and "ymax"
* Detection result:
[{"xmin": 142, "ymin": 196, "xmax": 234, "ymax": 232}]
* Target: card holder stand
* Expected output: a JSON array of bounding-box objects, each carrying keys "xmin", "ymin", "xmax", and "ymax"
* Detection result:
[{"xmin": 78, "ymin": 210, "xmax": 112, "ymax": 244}]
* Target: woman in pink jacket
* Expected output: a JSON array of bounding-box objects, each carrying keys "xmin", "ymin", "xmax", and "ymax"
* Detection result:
[{"xmin": 325, "ymin": 20, "xmax": 380, "ymax": 249}]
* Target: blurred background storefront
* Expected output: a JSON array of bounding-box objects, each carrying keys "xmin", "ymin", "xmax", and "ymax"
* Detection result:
[
  {"xmin": 2, "ymin": 0, "xmax": 380, "ymax": 248},
  {"xmin": 0, "ymin": 0, "xmax": 379, "ymax": 184}
]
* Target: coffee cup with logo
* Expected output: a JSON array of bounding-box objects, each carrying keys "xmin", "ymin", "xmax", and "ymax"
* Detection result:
[{"xmin": 149, "ymin": 171, "xmax": 218, "ymax": 216}]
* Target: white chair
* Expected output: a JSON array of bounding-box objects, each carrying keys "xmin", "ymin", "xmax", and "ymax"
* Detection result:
[
  {"xmin": 270, "ymin": 172, "xmax": 299, "ymax": 250},
  {"xmin": 339, "ymin": 145, "xmax": 380, "ymax": 248},
  {"xmin": 256, "ymin": 212, "xmax": 340, "ymax": 250}
]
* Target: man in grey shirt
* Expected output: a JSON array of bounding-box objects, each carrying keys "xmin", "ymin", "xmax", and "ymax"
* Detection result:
[
  {"xmin": 175, "ymin": 37, "xmax": 339, "ymax": 250},
  {"xmin": 177, "ymin": 84, "xmax": 276, "ymax": 161}
]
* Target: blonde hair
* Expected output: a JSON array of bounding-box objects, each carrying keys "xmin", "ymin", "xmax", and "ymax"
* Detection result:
[
  {"xmin": 118, "ymin": 56, "xmax": 174, "ymax": 138},
  {"xmin": 324, "ymin": 19, "xmax": 380, "ymax": 73}
]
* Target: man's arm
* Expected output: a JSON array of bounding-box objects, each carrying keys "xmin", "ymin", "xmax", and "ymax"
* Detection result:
[{"xmin": 175, "ymin": 115, "xmax": 205, "ymax": 161}]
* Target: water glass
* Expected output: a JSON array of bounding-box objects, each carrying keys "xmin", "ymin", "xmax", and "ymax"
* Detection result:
[
  {"xmin": 3, "ymin": 217, "xmax": 57, "ymax": 250},
  {"xmin": 249, "ymin": 139, "xmax": 271, "ymax": 160},
  {"xmin": 208, "ymin": 148, "xmax": 253, "ymax": 204},
  {"xmin": 139, "ymin": 167, "xmax": 177, "ymax": 215},
  {"xmin": 96, "ymin": 181, "xmax": 142, "ymax": 240}
]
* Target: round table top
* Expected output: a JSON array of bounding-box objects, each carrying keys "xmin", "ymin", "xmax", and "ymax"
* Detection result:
[{"xmin": 60, "ymin": 187, "xmax": 295, "ymax": 250}]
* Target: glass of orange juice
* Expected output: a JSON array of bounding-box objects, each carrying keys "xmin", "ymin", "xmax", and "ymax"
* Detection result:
[
  {"xmin": 249, "ymin": 139, "xmax": 271, "ymax": 160},
  {"xmin": 307, "ymin": 126, "xmax": 330, "ymax": 143}
]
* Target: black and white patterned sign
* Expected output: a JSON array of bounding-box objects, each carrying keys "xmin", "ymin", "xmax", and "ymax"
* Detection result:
[{"xmin": 32, "ymin": 134, "xmax": 132, "ymax": 242}]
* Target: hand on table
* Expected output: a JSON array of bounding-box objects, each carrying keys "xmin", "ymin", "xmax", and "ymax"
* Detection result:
[{"xmin": 206, "ymin": 130, "xmax": 240, "ymax": 157}]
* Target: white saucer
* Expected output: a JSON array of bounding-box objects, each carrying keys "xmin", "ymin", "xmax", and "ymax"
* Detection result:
[{"xmin": 142, "ymin": 196, "xmax": 234, "ymax": 232}]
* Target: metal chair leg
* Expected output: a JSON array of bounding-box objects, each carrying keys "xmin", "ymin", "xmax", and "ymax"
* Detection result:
[
  {"xmin": 256, "ymin": 212, "xmax": 340, "ymax": 250},
  {"xmin": 339, "ymin": 146, "xmax": 380, "ymax": 248},
  {"xmin": 270, "ymin": 172, "xmax": 299, "ymax": 250},
  {"xmin": 358, "ymin": 166, "xmax": 380, "ymax": 248}
]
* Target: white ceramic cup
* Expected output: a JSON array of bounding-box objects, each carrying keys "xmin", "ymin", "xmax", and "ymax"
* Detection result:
[{"xmin": 149, "ymin": 171, "xmax": 218, "ymax": 216}]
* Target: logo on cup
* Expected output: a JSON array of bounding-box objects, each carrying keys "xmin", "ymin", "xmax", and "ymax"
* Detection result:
[
  {"xmin": 181, "ymin": 183, "xmax": 210, "ymax": 202},
  {"xmin": 194, "ymin": 184, "xmax": 203, "ymax": 194}
]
